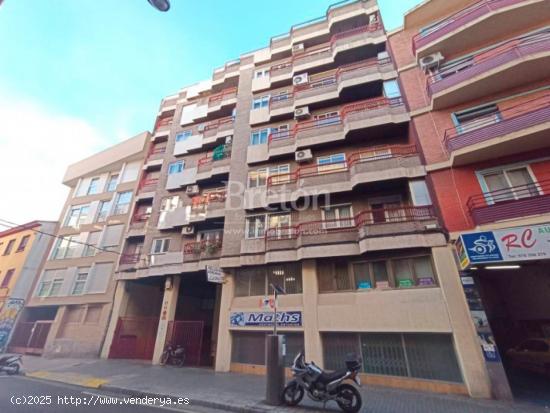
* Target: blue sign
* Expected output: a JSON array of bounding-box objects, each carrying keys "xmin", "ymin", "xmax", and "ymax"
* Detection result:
[
  {"xmin": 460, "ymin": 232, "xmax": 503, "ymax": 264},
  {"xmin": 230, "ymin": 311, "xmax": 302, "ymax": 327}
]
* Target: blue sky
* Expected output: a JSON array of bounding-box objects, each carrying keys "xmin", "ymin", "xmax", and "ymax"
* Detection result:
[{"xmin": 0, "ymin": 0, "xmax": 422, "ymax": 223}]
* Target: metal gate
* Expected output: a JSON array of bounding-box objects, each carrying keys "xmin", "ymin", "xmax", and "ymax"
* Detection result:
[
  {"xmin": 9, "ymin": 321, "xmax": 52, "ymax": 354},
  {"xmin": 166, "ymin": 321, "xmax": 204, "ymax": 366},
  {"xmin": 109, "ymin": 317, "xmax": 158, "ymax": 360}
]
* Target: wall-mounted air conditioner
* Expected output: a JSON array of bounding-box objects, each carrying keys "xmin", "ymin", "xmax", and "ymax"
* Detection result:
[
  {"xmin": 293, "ymin": 73, "xmax": 309, "ymax": 86},
  {"xmin": 294, "ymin": 106, "xmax": 310, "ymax": 119},
  {"xmin": 182, "ymin": 226, "xmax": 195, "ymax": 235},
  {"xmin": 419, "ymin": 52, "xmax": 444, "ymax": 72},
  {"xmin": 186, "ymin": 185, "xmax": 199, "ymax": 196},
  {"xmin": 295, "ymin": 149, "xmax": 313, "ymax": 163},
  {"xmin": 292, "ymin": 43, "xmax": 305, "ymax": 54}
]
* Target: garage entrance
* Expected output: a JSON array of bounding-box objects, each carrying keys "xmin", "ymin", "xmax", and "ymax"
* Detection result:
[{"xmin": 475, "ymin": 262, "xmax": 550, "ymax": 404}]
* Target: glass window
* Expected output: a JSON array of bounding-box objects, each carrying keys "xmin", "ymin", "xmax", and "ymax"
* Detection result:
[
  {"xmin": 323, "ymin": 205, "xmax": 353, "ymax": 229},
  {"xmin": 254, "ymin": 68, "xmax": 269, "ymax": 79},
  {"xmin": 71, "ymin": 268, "xmax": 89, "ymax": 295},
  {"xmin": 52, "ymin": 236, "xmax": 78, "ymax": 260},
  {"xmin": 168, "ymin": 160, "xmax": 184, "ymax": 174},
  {"xmin": 87, "ymin": 178, "xmax": 100, "ymax": 195},
  {"xmin": 83, "ymin": 231, "xmax": 100, "ymax": 257},
  {"xmin": 317, "ymin": 153, "xmax": 346, "ymax": 174},
  {"xmin": 409, "ymin": 180, "xmax": 432, "ymax": 206},
  {"xmin": 49, "ymin": 279, "xmax": 63, "ymax": 296},
  {"xmin": 106, "ymin": 174, "xmax": 119, "ymax": 192},
  {"xmin": 16, "ymin": 235, "xmax": 31, "ymax": 252},
  {"xmin": 383, "ymin": 80, "xmax": 401, "ymax": 98},
  {"xmin": 1, "ymin": 269, "xmax": 15, "ymax": 288},
  {"xmin": 267, "ymin": 214, "xmax": 291, "ymax": 239},
  {"xmin": 248, "ymin": 168, "xmax": 267, "ymax": 188},
  {"xmin": 250, "ymin": 128, "xmax": 269, "ymax": 146},
  {"xmin": 176, "ymin": 130, "xmax": 192, "ymax": 141},
  {"xmin": 96, "ymin": 201, "xmax": 111, "ymax": 222},
  {"xmin": 3, "ymin": 239, "xmax": 15, "ymax": 255},
  {"xmin": 454, "ymin": 104, "xmax": 501, "ymax": 134},
  {"xmin": 113, "ymin": 191, "xmax": 132, "ymax": 215},
  {"xmin": 64, "ymin": 205, "xmax": 90, "ymax": 227},
  {"xmin": 314, "ymin": 111, "xmax": 340, "ymax": 126},
  {"xmin": 353, "ymin": 262, "xmax": 371, "ymax": 289},
  {"xmin": 482, "ymin": 167, "xmax": 538, "ymax": 204},
  {"xmin": 266, "ymin": 263, "xmax": 302, "ymax": 295},
  {"xmin": 252, "ymin": 95, "xmax": 270, "ymax": 110},
  {"xmin": 152, "ymin": 238, "xmax": 170, "ymax": 254},
  {"xmin": 268, "ymin": 164, "xmax": 290, "ymax": 185},
  {"xmin": 372, "ymin": 261, "xmax": 389, "ymax": 287},
  {"xmin": 246, "ymin": 215, "xmax": 266, "ymax": 239},
  {"xmin": 393, "ymin": 259, "xmax": 414, "ymax": 288},
  {"xmin": 36, "ymin": 281, "xmax": 51, "ymax": 297}
]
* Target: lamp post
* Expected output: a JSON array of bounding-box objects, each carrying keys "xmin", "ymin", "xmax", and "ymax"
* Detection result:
[{"xmin": 265, "ymin": 283, "xmax": 286, "ymax": 405}]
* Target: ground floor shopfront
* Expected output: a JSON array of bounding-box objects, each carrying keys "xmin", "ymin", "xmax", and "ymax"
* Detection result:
[{"xmin": 456, "ymin": 222, "xmax": 550, "ymax": 402}]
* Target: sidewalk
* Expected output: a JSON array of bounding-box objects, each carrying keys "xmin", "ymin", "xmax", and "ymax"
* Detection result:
[{"xmin": 21, "ymin": 356, "xmax": 548, "ymax": 413}]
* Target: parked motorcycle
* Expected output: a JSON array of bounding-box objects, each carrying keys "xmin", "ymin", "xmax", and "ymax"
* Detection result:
[
  {"xmin": 282, "ymin": 352, "xmax": 362, "ymax": 413},
  {"xmin": 160, "ymin": 344, "xmax": 185, "ymax": 367},
  {"xmin": 0, "ymin": 353, "xmax": 22, "ymax": 375}
]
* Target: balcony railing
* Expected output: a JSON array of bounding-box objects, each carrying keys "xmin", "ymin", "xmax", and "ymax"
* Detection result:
[
  {"xmin": 266, "ymin": 145, "xmax": 418, "ymax": 187},
  {"xmin": 183, "ymin": 239, "xmax": 223, "ymax": 256},
  {"xmin": 268, "ymin": 96, "xmax": 405, "ymax": 145},
  {"xmin": 138, "ymin": 177, "xmax": 159, "ymax": 193},
  {"xmin": 412, "ymin": 0, "xmax": 524, "ymax": 54},
  {"xmin": 155, "ymin": 117, "xmax": 173, "ymax": 130},
  {"xmin": 197, "ymin": 147, "xmax": 232, "ymax": 170},
  {"xmin": 120, "ymin": 253, "xmax": 141, "ymax": 265},
  {"xmin": 444, "ymin": 94, "xmax": 550, "ymax": 153},
  {"xmin": 467, "ymin": 179, "xmax": 550, "ymax": 225},
  {"xmin": 191, "ymin": 191, "xmax": 227, "ymax": 214},
  {"xmin": 131, "ymin": 212, "xmax": 150, "ymax": 224},
  {"xmin": 427, "ymin": 30, "xmax": 550, "ymax": 96},
  {"xmin": 208, "ymin": 87, "xmax": 237, "ymax": 107},
  {"xmin": 202, "ymin": 116, "xmax": 234, "ymax": 136},
  {"xmin": 264, "ymin": 205, "xmax": 436, "ymax": 240}
]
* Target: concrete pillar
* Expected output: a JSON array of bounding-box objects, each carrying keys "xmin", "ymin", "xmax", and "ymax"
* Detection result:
[
  {"xmin": 43, "ymin": 305, "xmax": 66, "ymax": 357},
  {"xmin": 100, "ymin": 280, "xmax": 129, "ymax": 359},
  {"xmin": 215, "ymin": 271, "xmax": 235, "ymax": 372},
  {"xmin": 432, "ymin": 246, "xmax": 492, "ymax": 398},
  {"xmin": 301, "ymin": 260, "xmax": 323, "ymax": 367},
  {"xmin": 152, "ymin": 275, "xmax": 181, "ymax": 365}
]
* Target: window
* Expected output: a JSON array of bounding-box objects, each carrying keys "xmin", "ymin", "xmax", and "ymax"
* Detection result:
[
  {"xmin": 168, "ymin": 160, "xmax": 184, "ymax": 174},
  {"xmin": 52, "ymin": 236, "xmax": 78, "ymax": 260},
  {"xmin": 71, "ymin": 268, "xmax": 89, "ymax": 295},
  {"xmin": 49, "ymin": 279, "xmax": 64, "ymax": 296},
  {"xmin": 3, "ymin": 239, "xmax": 15, "ymax": 255},
  {"xmin": 36, "ymin": 281, "xmax": 51, "ymax": 297},
  {"xmin": 16, "ymin": 235, "xmax": 31, "ymax": 252},
  {"xmin": 267, "ymin": 214, "xmax": 291, "ymax": 239},
  {"xmin": 176, "ymin": 130, "xmax": 193, "ymax": 141},
  {"xmin": 151, "ymin": 238, "xmax": 171, "ymax": 254},
  {"xmin": 83, "ymin": 231, "xmax": 100, "ymax": 257},
  {"xmin": 322, "ymin": 205, "xmax": 353, "ymax": 229},
  {"xmin": 317, "ymin": 153, "xmax": 346, "ymax": 174},
  {"xmin": 85, "ymin": 305, "xmax": 102, "ymax": 323},
  {"xmin": 314, "ymin": 111, "xmax": 340, "ymax": 126},
  {"xmin": 318, "ymin": 255, "xmax": 436, "ymax": 292},
  {"xmin": 106, "ymin": 174, "xmax": 119, "ymax": 192},
  {"xmin": 323, "ymin": 332, "xmax": 462, "ymax": 382},
  {"xmin": 383, "ymin": 79, "xmax": 401, "ymax": 98},
  {"xmin": 252, "ymin": 95, "xmax": 270, "ymax": 110},
  {"xmin": 409, "ymin": 180, "xmax": 432, "ymax": 206},
  {"xmin": 1, "ymin": 269, "xmax": 15, "ymax": 288},
  {"xmin": 113, "ymin": 191, "xmax": 132, "ymax": 215},
  {"xmin": 481, "ymin": 166, "xmax": 539, "ymax": 204},
  {"xmin": 254, "ymin": 68, "xmax": 270, "ymax": 79},
  {"xmin": 247, "ymin": 164, "xmax": 290, "ymax": 188},
  {"xmin": 101, "ymin": 224, "xmax": 124, "ymax": 250},
  {"xmin": 159, "ymin": 196, "xmax": 181, "ymax": 225},
  {"xmin": 235, "ymin": 263, "xmax": 302, "ymax": 297},
  {"xmin": 250, "ymin": 128, "xmax": 270, "ymax": 146},
  {"xmin": 96, "ymin": 201, "xmax": 111, "ymax": 222},
  {"xmin": 454, "ymin": 104, "xmax": 501, "ymax": 134},
  {"xmin": 248, "ymin": 168, "xmax": 267, "ymax": 188},
  {"xmin": 232, "ymin": 332, "xmax": 304, "ymax": 367},
  {"xmin": 246, "ymin": 215, "xmax": 266, "ymax": 239},
  {"xmin": 65, "ymin": 306, "xmax": 84, "ymax": 323},
  {"xmin": 64, "ymin": 204, "xmax": 90, "ymax": 227},
  {"xmin": 86, "ymin": 263, "xmax": 113, "ymax": 294},
  {"xmin": 87, "ymin": 177, "xmax": 100, "ymax": 195}
]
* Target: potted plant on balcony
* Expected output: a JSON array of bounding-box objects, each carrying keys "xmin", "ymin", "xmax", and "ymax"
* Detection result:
[{"xmin": 204, "ymin": 241, "xmax": 221, "ymax": 255}]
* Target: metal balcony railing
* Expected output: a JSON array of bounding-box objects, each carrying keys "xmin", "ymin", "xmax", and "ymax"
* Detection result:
[
  {"xmin": 264, "ymin": 205, "xmax": 435, "ymax": 241},
  {"xmin": 412, "ymin": 0, "xmax": 525, "ymax": 54},
  {"xmin": 427, "ymin": 30, "xmax": 550, "ymax": 96},
  {"xmin": 183, "ymin": 239, "xmax": 223, "ymax": 256},
  {"xmin": 202, "ymin": 116, "xmax": 234, "ymax": 135},
  {"xmin": 208, "ymin": 87, "xmax": 237, "ymax": 107},
  {"xmin": 138, "ymin": 177, "xmax": 159, "ymax": 192},
  {"xmin": 467, "ymin": 179, "xmax": 550, "ymax": 224},
  {"xmin": 131, "ymin": 212, "xmax": 150, "ymax": 224},
  {"xmin": 197, "ymin": 148, "xmax": 232, "ymax": 170},
  {"xmin": 190, "ymin": 191, "xmax": 227, "ymax": 215},
  {"xmin": 120, "ymin": 253, "xmax": 141, "ymax": 265},
  {"xmin": 155, "ymin": 117, "xmax": 173, "ymax": 130},
  {"xmin": 266, "ymin": 144, "xmax": 418, "ymax": 187},
  {"xmin": 443, "ymin": 93, "xmax": 550, "ymax": 153}
]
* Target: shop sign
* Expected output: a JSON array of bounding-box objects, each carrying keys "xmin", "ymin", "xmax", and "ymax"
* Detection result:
[
  {"xmin": 206, "ymin": 266, "xmax": 225, "ymax": 283},
  {"xmin": 230, "ymin": 311, "xmax": 302, "ymax": 327},
  {"xmin": 457, "ymin": 223, "xmax": 550, "ymax": 268}
]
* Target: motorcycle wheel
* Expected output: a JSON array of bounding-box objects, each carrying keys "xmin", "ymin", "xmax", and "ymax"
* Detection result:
[
  {"xmin": 7, "ymin": 363, "xmax": 20, "ymax": 376},
  {"xmin": 174, "ymin": 358, "xmax": 185, "ymax": 367},
  {"xmin": 282, "ymin": 380, "xmax": 304, "ymax": 406},
  {"xmin": 335, "ymin": 383, "xmax": 362, "ymax": 413}
]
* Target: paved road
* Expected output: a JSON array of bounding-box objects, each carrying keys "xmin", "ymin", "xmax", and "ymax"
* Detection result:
[{"xmin": 0, "ymin": 376, "xmax": 218, "ymax": 413}]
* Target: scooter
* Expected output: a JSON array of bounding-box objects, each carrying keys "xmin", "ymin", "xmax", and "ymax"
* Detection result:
[
  {"xmin": 160, "ymin": 344, "xmax": 185, "ymax": 367},
  {"xmin": 0, "ymin": 354, "xmax": 22, "ymax": 375},
  {"xmin": 282, "ymin": 352, "xmax": 362, "ymax": 413}
]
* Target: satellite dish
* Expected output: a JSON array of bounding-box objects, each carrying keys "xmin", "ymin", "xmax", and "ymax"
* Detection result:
[{"xmin": 148, "ymin": 0, "xmax": 170, "ymax": 12}]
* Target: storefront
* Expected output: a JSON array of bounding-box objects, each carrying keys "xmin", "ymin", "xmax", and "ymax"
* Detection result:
[{"xmin": 456, "ymin": 223, "xmax": 550, "ymax": 402}]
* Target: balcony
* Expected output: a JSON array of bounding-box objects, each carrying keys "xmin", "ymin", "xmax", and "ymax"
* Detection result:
[
  {"xmin": 155, "ymin": 116, "xmax": 173, "ymax": 133},
  {"xmin": 183, "ymin": 239, "xmax": 223, "ymax": 262},
  {"xmin": 189, "ymin": 191, "xmax": 227, "ymax": 222},
  {"xmin": 196, "ymin": 147, "xmax": 232, "ymax": 181},
  {"xmin": 137, "ymin": 177, "xmax": 159, "ymax": 196},
  {"xmin": 412, "ymin": 0, "xmax": 549, "ymax": 59},
  {"xmin": 207, "ymin": 87, "xmax": 237, "ymax": 113},
  {"xmin": 248, "ymin": 96, "xmax": 409, "ymax": 163},
  {"xmin": 468, "ymin": 180, "xmax": 550, "ymax": 225},
  {"xmin": 426, "ymin": 31, "xmax": 550, "ymax": 109},
  {"xmin": 245, "ymin": 145, "xmax": 424, "ymax": 209},
  {"xmin": 146, "ymin": 143, "xmax": 167, "ymax": 162},
  {"xmin": 127, "ymin": 212, "xmax": 151, "ymax": 237},
  {"xmin": 202, "ymin": 116, "xmax": 234, "ymax": 146},
  {"xmin": 240, "ymin": 206, "xmax": 444, "ymax": 264},
  {"xmin": 444, "ymin": 94, "xmax": 550, "ymax": 166}
]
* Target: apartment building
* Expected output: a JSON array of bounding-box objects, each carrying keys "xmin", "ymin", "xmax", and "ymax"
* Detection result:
[
  {"xmin": 101, "ymin": 0, "xmax": 495, "ymax": 397},
  {"xmin": 389, "ymin": 0, "xmax": 550, "ymax": 400},
  {"xmin": 0, "ymin": 221, "xmax": 57, "ymax": 351},
  {"xmin": 8, "ymin": 132, "xmax": 149, "ymax": 357}
]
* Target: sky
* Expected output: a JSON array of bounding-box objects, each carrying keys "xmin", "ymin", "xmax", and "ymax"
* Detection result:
[{"xmin": 0, "ymin": 0, "xmax": 422, "ymax": 225}]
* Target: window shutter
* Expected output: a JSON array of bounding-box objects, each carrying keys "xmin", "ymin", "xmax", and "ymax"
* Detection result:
[{"xmin": 87, "ymin": 263, "xmax": 113, "ymax": 293}]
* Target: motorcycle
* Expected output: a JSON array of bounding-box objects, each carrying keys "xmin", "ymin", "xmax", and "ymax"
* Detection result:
[
  {"xmin": 160, "ymin": 344, "xmax": 185, "ymax": 367},
  {"xmin": 0, "ymin": 353, "xmax": 22, "ymax": 375},
  {"xmin": 282, "ymin": 352, "xmax": 362, "ymax": 413}
]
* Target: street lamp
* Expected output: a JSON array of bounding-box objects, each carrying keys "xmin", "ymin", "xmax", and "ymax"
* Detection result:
[
  {"xmin": 266, "ymin": 283, "xmax": 286, "ymax": 405},
  {"xmin": 148, "ymin": 0, "xmax": 170, "ymax": 12}
]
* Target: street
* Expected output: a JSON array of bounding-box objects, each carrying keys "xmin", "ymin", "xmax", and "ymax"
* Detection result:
[{"xmin": 0, "ymin": 376, "xmax": 218, "ymax": 413}]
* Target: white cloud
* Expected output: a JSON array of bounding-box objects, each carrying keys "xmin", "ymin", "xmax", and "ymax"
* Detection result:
[{"xmin": 0, "ymin": 92, "xmax": 109, "ymax": 225}]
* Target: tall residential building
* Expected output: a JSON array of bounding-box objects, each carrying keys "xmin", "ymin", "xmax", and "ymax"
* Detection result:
[
  {"xmin": 0, "ymin": 221, "xmax": 57, "ymax": 351},
  {"xmin": 9, "ymin": 132, "xmax": 149, "ymax": 357},
  {"xmin": 389, "ymin": 0, "xmax": 549, "ymax": 400},
  {"xmin": 102, "ymin": 0, "xmax": 492, "ymax": 397}
]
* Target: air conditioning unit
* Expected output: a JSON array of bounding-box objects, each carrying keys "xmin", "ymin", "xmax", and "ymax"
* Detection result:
[
  {"xmin": 295, "ymin": 149, "xmax": 313, "ymax": 163},
  {"xmin": 293, "ymin": 73, "xmax": 309, "ymax": 86},
  {"xmin": 182, "ymin": 226, "xmax": 195, "ymax": 235},
  {"xmin": 377, "ymin": 51, "xmax": 390, "ymax": 61},
  {"xmin": 292, "ymin": 43, "xmax": 305, "ymax": 54},
  {"xmin": 225, "ymin": 135, "xmax": 233, "ymax": 145},
  {"xmin": 197, "ymin": 124, "xmax": 206, "ymax": 132},
  {"xmin": 294, "ymin": 106, "xmax": 310, "ymax": 119},
  {"xmin": 186, "ymin": 185, "xmax": 199, "ymax": 196},
  {"xmin": 419, "ymin": 52, "xmax": 444, "ymax": 72},
  {"xmin": 425, "ymin": 223, "xmax": 440, "ymax": 230}
]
